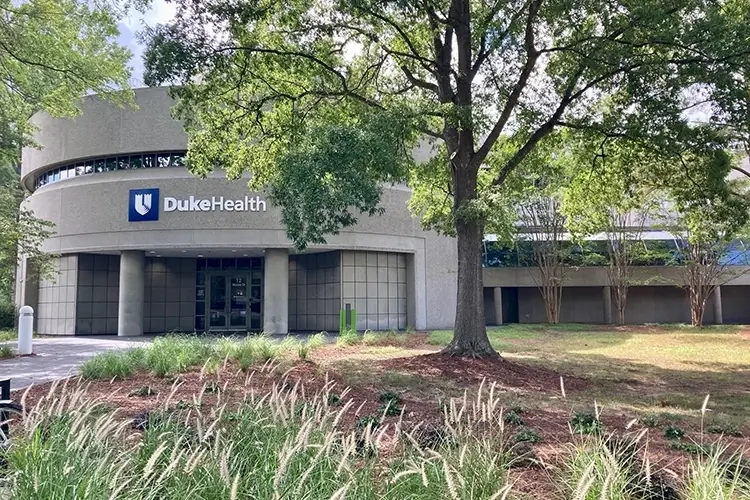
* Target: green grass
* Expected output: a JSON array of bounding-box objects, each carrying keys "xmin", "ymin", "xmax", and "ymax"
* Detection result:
[
  {"xmin": 427, "ymin": 324, "xmax": 750, "ymax": 417},
  {"xmin": 0, "ymin": 329, "xmax": 15, "ymax": 342},
  {"xmin": 0, "ymin": 343, "xmax": 14, "ymax": 359},
  {"xmin": 80, "ymin": 334, "xmax": 302, "ymax": 380}
]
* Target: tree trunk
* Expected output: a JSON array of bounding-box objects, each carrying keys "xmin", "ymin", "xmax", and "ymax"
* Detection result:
[
  {"xmin": 443, "ymin": 154, "xmax": 497, "ymax": 358},
  {"xmin": 443, "ymin": 216, "xmax": 497, "ymax": 357}
]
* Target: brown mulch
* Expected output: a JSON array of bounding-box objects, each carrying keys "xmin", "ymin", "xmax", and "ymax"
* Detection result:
[{"xmin": 377, "ymin": 352, "xmax": 590, "ymax": 393}]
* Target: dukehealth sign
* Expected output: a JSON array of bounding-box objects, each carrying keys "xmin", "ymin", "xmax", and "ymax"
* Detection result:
[
  {"xmin": 164, "ymin": 195, "xmax": 266, "ymax": 213},
  {"xmin": 128, "ymin": 188, "xmax": 267, "ymax": 222}
]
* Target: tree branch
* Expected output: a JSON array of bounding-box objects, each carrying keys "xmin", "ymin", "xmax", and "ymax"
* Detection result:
[{"xmin": 472, "ymin": 0, "xmax": 541, "ymax": 168}]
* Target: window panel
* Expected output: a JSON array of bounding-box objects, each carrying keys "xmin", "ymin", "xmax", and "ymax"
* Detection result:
[
  {"xmin": 157, "ymin": 153, "xmax": 171, "ymax": 168},
  {"xmin": 143, "ymin": 154, "xmax": 156, "ymax": 169},
  {"xmin": 172, "ymin": 153, "xmax": 186, "ymax": 168},
  {"xmin": 32, "ymin": 151, "xmax": 187, "ymax": 191}
]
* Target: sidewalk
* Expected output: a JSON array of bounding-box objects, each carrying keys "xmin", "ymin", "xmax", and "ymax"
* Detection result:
[{"xmin": 0, "ymin": 336, "xmax": 150, "ymax": 390}]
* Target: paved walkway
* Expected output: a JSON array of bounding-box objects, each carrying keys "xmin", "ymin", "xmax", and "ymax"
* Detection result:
[{"xmin": 1, "ymin": 337, "xmax": 150, "ymax": 390}]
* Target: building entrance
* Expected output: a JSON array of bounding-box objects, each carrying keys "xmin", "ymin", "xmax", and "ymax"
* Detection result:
[{"xmin": 199, "ymin": 258, "xmax": 264, "ymax": 331}]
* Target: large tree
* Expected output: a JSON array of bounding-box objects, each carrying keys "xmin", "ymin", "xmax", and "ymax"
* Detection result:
[
  {"xmin": 143, "ymin": 0, "xmax": 750, "ymax": 356},
  {"xmin": 1, "ymin": 0, "xmax": 138, "ymax": 299}
]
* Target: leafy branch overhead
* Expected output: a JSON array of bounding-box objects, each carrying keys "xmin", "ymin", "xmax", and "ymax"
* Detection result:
[{"xmin": 144, "ymin": 0, "xmax": 750, "ymax": 238}]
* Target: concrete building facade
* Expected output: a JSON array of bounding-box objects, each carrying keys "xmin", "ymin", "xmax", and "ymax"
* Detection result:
[{"xmin": 16, "ymin": 87, "xmax": 458, "ymax": 336}]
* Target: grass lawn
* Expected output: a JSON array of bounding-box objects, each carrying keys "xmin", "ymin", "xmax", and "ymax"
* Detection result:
[
  {"xmin": 426, "ymin": 324, "xmax": 750, "ymax": 417},
  {"xmin": 4, "ymin": 326, "xmax": 750, "ymax": 499}
]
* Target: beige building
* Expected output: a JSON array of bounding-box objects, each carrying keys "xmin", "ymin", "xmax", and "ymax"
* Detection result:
[{"xmin": 16, "ymin": 87, "xmax": 458, "ymax": 336}]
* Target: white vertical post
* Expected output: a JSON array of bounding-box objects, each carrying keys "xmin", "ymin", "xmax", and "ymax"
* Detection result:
[{"xmin": 18, "ymin": 305, "xmax": 34, "ymax": 355}]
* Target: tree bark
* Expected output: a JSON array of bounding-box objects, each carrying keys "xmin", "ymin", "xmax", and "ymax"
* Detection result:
[
  {"xmin": 442, "ymin": 156, "xmax": 497, "ymax": 357},
  {"xmin": 443, "ymin": 215, "xmax": 497, "ymax": 357}
]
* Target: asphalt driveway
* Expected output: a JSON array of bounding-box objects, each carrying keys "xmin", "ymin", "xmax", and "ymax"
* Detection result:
[{"xmin": 1, "ymin": 336, "xmax": 150, "ymax": 390}]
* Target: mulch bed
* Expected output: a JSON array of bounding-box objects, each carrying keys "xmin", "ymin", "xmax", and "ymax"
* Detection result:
[
  {"xmin": 378, "ymin": 352, "xmax": 590, "ymax": 393},
  {"xmin": 9, "ymin": 344, "xmax": 750, "ymax": 495}
]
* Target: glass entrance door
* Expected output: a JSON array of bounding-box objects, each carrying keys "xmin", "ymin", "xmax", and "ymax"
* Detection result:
[
  {"xmin": 208, "ymin": 273, "xmax": 262, "ymax": 330},
  {"xmin": 229, "ymin": 276, "xmax": 248, "ymax": 328},
  {"xmin": 209, "ymin": 275, "xmax": 229, "ymax": 329}
]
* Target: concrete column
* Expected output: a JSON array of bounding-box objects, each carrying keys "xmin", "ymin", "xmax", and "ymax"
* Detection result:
[
  {"xmin": 263, "ymin": 248, "xmax": 289, "ymax": 334},
  {"xmin": 493, "ymin": 287, "xmax": 503, "ymax": 325},
  {"xmin": 602, "ymin": 286, "xmax": 613, "ymax": 324},
  {"xmin": 117, "ymin": 251, "xmax": 145, "ymax": 337},
  {"xmin": 713, "ymin": 285, "xmax": 723, "ymax": 325}
]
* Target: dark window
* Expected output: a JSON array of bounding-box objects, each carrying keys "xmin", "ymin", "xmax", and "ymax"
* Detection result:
[
  {"xmin": 207, "ymin": 258, "xmax": 221, "ymax": 270},
  {"xmin": 194, "ymin": 316, "xmax": 205, "ymax": 331},
  {"xmin": 236, "ymin": 258, "xmax": 252, "ymax": 270},
  {"xmin": 33, "ymin": 150, "xmax": 187, "ymax": 189}
]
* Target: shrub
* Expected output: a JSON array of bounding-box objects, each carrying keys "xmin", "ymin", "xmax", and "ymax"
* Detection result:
[
  {"xmin": 0, "ymin": 344, "xmax": 14, "ymax": 359},
  {"xmin": 0, "ymin": 302, "xmax": 15, "ymax": 329},
  {"xmin": 378, "ymin": 391, "xmax": 402, "ymax": 406},
  {"xmin": 504, "ymin": 410, "xmax": 524, "ymax": 426},
  {"xmin": 327, "ymin": 393, "xmax": 342, "ymax": 406},
  {"xmin": 514, "ymin": 429, "xmax": 541, "ymax": 443},
  {"xmin": 706, "ymin": 421, "xmax": 743, "ymax": 437},
  {"xmin": 336, "ymin": 328, "xmax": 360, "ymax": 346},
  {"xmin": 570, "ymin": 411, "xmax": 602, "ymax": 435},
  {"xmin": 683, "ymin": 446, "xmax": 750, "ymax": 499},
  {"xmin": 356, "ymin": 414, "xmax": 382, "ymax": 430},
  {"xmin": 306, "ymin": 332, "xmax": 326, "ymax": 349},
  {"xmin": 361, "ymin": 329, "xmax": 379, "ymax": 345},
  {"xmin": 563, "ymin": 436, "xmax": 648, "ymax": 500},
  {"xmin": 664, "ymin": 425, "xmax": 686, "ymax": 440},
  {"xmin": 639, "ymin": 413, "xmax": 661, "ymax": 428},
  {"xmin": 144, "ymin": 335, "xmax": 214, "ymax": 377},
  {"xmin": 297, "ymin": 342, "xmax": 311, "ymax": 361}
]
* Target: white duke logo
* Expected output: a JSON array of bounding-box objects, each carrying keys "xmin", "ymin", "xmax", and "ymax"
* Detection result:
[{"xmin": 128, "ymin": 188, "xmax": 160, "ymax": 221}]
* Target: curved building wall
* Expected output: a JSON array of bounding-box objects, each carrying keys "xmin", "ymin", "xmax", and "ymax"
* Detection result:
[{"xmin": 19, "ymin": 87, "xmax": 458, "ymax": 335}]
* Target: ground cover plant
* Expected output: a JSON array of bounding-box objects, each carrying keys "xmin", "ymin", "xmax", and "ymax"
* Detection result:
[{"xmin": 3, "ymin": 325, "xmax": 749, "ymax": 498}]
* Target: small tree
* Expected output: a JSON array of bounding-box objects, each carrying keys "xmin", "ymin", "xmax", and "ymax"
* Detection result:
[
  {"xmin": 677, "ymin": 236, "xmax": 729, "ymax": 327},
  {"xmin": 603, "ymin": 204, "xmax": 656, "ymax": 325},
  {"xmin": 563, "ymin": 138, "xmax": 663, "ymax": 324},
  {"xmin": 518, "ymin": 195, "xmax": 567, "ymax": 324},
  {"xmin": 669, "ymin": 152, "xmax": 750, "ymax": 327}
]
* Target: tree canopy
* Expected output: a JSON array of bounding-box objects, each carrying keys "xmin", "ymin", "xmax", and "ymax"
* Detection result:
[
  {"xmin": 143, "ymin": 0, "xmax": 750, "ymax": 355},
  {"xmin": 1, "ymin": 0, "xmax": 141, "ymax": 303},
  {"xmin": 1, "ymin": 0, "xmax": 137, "ymax": 164}
]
